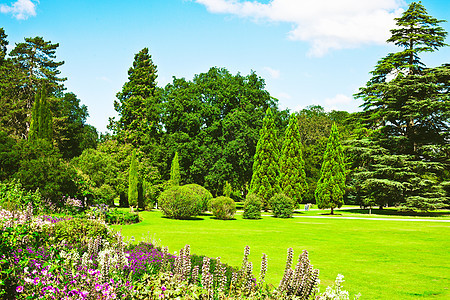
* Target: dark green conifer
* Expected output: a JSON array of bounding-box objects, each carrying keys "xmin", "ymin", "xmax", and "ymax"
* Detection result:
[
  {"xmin": 250, "ymin": 107, "xmax": 281, "ymax": 209},
  {"xmin": 169, "ymin": 151, "xmax": 181, "ymax": 186},
  {"xmin": 128, "ymin": 149, "xmax": 139, "ymax": 208},
  {"xmin": 279, "ymin": 113, "xmax": 307, "ymax": 205},
  {"xmin": 29, "ymin": 89, "xmax": 53, "ymax": 142},
  {"xmin": 315, "ymin": 123, "xmax": 346, "ymax": 214}
]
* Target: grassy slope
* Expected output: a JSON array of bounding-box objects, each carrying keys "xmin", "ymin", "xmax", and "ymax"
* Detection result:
[{"xmin": 113, "ymin": 210, "xmax": 450, "ymax": 299}]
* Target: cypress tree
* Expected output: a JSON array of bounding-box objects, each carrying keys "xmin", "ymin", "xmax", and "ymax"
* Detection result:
[
  {"xmin": 315, "ymin": 123, "xmax": 346, "ymax": 214},
  {"xmin": 170, "ymin": 151, "xmax": 181, "ymax": 186},
  {"xmin": 28, "ymin": 89, "xmax": 53, "ymax": 142},
  {"xmin": 250, "ymin": 107, "xmax": 281, "ymax": 209},
  {"xmin": 128, "ymin": 149, "xmax": 139, "ymax": 208},
  {"xmin": 279, "ymin": 113, "xmax": 308, "ymax": 205}
]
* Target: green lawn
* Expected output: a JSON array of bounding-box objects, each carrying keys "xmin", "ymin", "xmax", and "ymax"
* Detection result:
[{"xmin": 112, "ymin": 210, "xmax": 450, "ymax": 299}]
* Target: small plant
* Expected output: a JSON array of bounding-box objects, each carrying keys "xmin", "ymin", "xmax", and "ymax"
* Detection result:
[
  {"xmin": 208, "ymin": 196, "xmax": 236, "ymax": 220},
  {"xmin": 316, "ymin": 274, "xmax": 361, "ymax": 300},
  {"xmin": 243, "ymin": 193, "xmax": 262, "ymax": 219},
  {"xmin": 270, "ymin": 193, "xmax": 294, "ymax": 218},
  {"xmin": 158, "ymin": 185, "xmax": 203, "ymax": 219}
]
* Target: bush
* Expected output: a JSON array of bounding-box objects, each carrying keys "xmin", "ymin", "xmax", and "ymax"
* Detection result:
[
  {"xmin": 183, "ymin": 184, "xmax": 213, "ymax": 212},
  {"xmin": 208, "ymin": 196, "xmax": 236, "ymax": 220},
  {"xmin": 158, "ymin": 185, "xmax": 203, "ymax": 219},
  {"xmin": 243, "ymin": 193, "xmax": 262, "ymax": 219},
  {"xmin": 105, "ymin": 208, "xmax": 140, "ymax": 225},
  {"xmin": 44, "ymin": 218, "xmax": 111, "ymax": 245},
  {"xmin": 270, "ymin": 193, "xmax": 294, "ymax": 218},
  {"xmin": 0, "ymin": 179, "xmax": 42, "ymax": 212}
]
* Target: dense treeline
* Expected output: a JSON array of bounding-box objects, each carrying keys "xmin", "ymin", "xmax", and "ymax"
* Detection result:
[{"xmin": 0, "ymin": 2, "xmax": 448, "ymax": 211}]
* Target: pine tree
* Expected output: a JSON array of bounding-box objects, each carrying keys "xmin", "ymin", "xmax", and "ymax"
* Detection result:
[
  {"xmin": 315, "ymin": 123, "xmax": 346, "ymax": 214},
  {"xmin": 28, "ymin": 89, "xmax": 53, "ymax": 142},
  {"xmin": 111, "ymin": 48, "xmax": 161, "ymax": 146},
  {"xmin": 169, "ymin": 151, "xmax": 181, "ymax": 186},
  {"xmin": 128, "ymin": 149, "xmax": 139, "ymax": 208},
  {"xmin": 354, "ymin": 1, "xmax": 449, "ymax": 210},
  {"xmin": 279, "ymin": 113, "xmax": 308, "ymax": 205},
  {"xmin": 250, "ymin": 107, "xmax": 281, "ymax": 209}
]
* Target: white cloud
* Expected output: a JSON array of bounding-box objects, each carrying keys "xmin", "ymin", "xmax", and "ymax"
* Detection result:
[
  {"xmin": 0, "ymin": 0, "xmax": 38, "ymax": 20},
  {"xmin": 195, "ymin": 0, "xmax": 405, "ymax": 56},
  {"xmin": 263, "ymin": 66, "xmax": 280, "ymax": 79}
]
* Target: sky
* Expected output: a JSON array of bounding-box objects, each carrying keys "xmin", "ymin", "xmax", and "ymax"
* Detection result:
[{"xmin": 1, "ymin": 0, "xmax": 449, "ymax": 133}]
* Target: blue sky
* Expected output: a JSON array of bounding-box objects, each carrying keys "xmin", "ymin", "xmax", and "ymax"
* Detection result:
[{"xmin": 1, "ymin": 0, "xmax": 449, "ymax": 133}]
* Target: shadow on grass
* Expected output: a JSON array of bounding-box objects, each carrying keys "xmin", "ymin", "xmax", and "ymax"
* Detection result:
[
  {"xmin": 161, "ymin": 216, "xmax": 205, "ymax": 221},
  {"xmin": 340, "ymin": 208, "xmax": 450, "ymax": 217}
]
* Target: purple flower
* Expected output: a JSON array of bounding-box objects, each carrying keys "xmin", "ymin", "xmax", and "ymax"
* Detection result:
[
  {"xmin": 16, "ymin": 286, "xmax": 23, "ymax": 293},
  {"xmin": 161, "ymin": 285, "xmax": 166, "ymax": 292}
]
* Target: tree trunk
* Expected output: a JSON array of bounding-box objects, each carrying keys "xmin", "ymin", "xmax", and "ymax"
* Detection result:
[{"xmin": 330, "ymin": 207, "xmax": 334, "ymax": 215}]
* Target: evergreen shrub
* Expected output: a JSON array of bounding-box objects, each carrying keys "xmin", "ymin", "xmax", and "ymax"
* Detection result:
[
  {"xmin": 183, "ymin": 184, "xmax": 213, "ymax": 212},
  {"xmin": 45, "ymin": 218, "xmax": 111, "ymax": 245},
  {"xmin": 208, "ymin": 196, "xmax": 236, "ymax": 220},
  {"xmin": 243, "ymin": 193, "xmax": 262, "ymax": 219},
  {"xmin": 270, "ymin": 193, "xmax": 294, "ymax": 218},
  {"xmin": 158, "ymin": 185, "xmax": 203, "ymax": 219}
]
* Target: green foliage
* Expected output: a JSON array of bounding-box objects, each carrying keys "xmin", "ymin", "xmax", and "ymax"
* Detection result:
[
  {"xmin": 183, "ymin": 183, "xmax": 213, "ymax": 212},
  {"xmin": 157, "ymin": 185, "xmax": 203, "ymax": 219},
  {"xmin": 315, "ymin": 124, "xmax": 346, "ymax": 214},
  {"xmin": 45, "ymin": 218, "xmax": 111, "ymax": 245},
  {"xmin": 169, "ymin": 151, "xmax": 181, "ymax": 186},
  {"xmin": 250, "ymin": 107, "xmax": 281, "ymax": 209},
  {"xmin": 353, "ymin": 2, "xmax": 449, "ymax": 211},
  {"xmin": 279, "ymin": 113, "xmax": 307, "ymax": 205},
  {"xmin": 110, "ymin": 47, "xmax": 161, "ymax": 147},
  {"xmin": 223, "ymin": 181, "xmax": 232, "ymax": 198},
  {"xmin": 160, "ymin": 67, "xmax": 281, "ymax": 196},
  {"xmin": 208, "ymin": 196, "xmax": 236, "ymax": 220},
  {"xmin": 269, "ymin": 193, "xmax": 294, "ymax": 218},
  {"xmin": 0, "ymin": 179, "xmax": 42, "ymax": 211},
  {"xmin": 243, "ymin": 193, "xmax": 262, "ymax": 219},
  {"xmin": 14, "ymin": 139, "xmax": 78, "ymax": 203},
  {"xmin": 0, "ymin": 131, "xmax": 19, "ymax": 181},
  {"xmin": 104, "ymin": 208, "xmax": 140, "ymax": 225},
  {"xmin": 128, "ymin": 149, "xmax": 139, "ymax": 207},
  {"xmin": 29, "ymin": 89, "xmax": 53, "ymax": 142}
]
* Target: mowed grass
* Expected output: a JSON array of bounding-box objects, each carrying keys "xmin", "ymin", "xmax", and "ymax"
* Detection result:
[{"xmin": 113, "ymin": 210, "xmax": 450, "ymax": 299}]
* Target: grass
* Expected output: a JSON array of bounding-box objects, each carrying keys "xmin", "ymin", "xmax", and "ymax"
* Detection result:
[{"xmin": 113, "ymin": 209, "xmax": 450, "ymax": 299}]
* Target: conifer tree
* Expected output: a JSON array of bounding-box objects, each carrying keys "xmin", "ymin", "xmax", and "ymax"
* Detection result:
[
  {"xmin": 250, "ymin": 107, "xmax": 281, "ymax": 209},
  {"xmin": 169, "ymin": 151, "xmax": 181, "ymax": 186},
  {"xmin": 315, "ymin": 123, "xmax": 346, "ymax": 214},
  {"xmin": 29, "ymin": 89, "xmax": 53, "ymax": 142},
  {"xmin": 279, "ymin": 113, "xmax": 308, "ymax": 205},
  {"xmin": 128, "ymin": 149, "xmax": 139, "ymax": 208}
]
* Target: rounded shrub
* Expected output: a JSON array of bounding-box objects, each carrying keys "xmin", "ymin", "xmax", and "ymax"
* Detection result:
[
  {"xmin": 208, "ymin": 196, "xmax": 236, "ymax": 220},
  {"xmin": 45, "ymin": 218, "xmax": 111, "ymax": 245},
  {"xmin": 270, "ymin": 193, "xmax": 294, "ymax": 218},
  {"xmin": 183, "ymin": 184, "xmax": 213, "ymax": 212},
  {"xmin": 243, "ymin": 193, "xmax": 262, "ymax": 219},
  {"xmin": 158, "ymin": 185, "xmax": 203, "ymax": 219}
]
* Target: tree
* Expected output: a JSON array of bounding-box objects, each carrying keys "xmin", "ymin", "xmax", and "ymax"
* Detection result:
[
  {"xmin": 169, "ymin": 151, "xmax": 181, "ymax": 186},
  {"xmin": 128, "ymin": 149, "xmax": 139, "ymax": 208},
  {"xmin": 29, "ymin": 89, "xmax": 53, "ymax": 142},
  {"xmin": 315, "ymin": 123, "xmax": 346, "ymax": 214},
  {"xmin": 354, "ymin": 1, "xmax": 449, "ymax": 210},
  {"xmin": 279, "ymin": 113, "xmax": 308, "ymax": 205},
  {"xmin": 250, "ymin": 107, "xmax": 281, "ymax": 208},
  {"xmin": 110, "ymin": 48, "xmax": 161, "ymax": 147},
  {"xmin": 160, "ymin": 67, "xmax": 280, "ymax": 196}
]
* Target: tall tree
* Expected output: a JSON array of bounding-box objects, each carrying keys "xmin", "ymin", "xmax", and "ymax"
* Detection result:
[
  {"xmin": 128, "ymin": 149, "xmax": 139, "ymax": 208},
  {"xmin": 315, "ymin": 123, "xmax": 346, "ymax": 214},
  {"xmin": 354, "ymin": 1, "xmax": 449, "ymax": 210},
  {"xmin": 250, "ymin": 107, "xmax": 281, "ymax": 208},
  {"xmin": 110, "ymin": 48, "xmax": 161, "ymax": 147},
  {"xmin": 169, "ymin": 151, "xmax": 181, "ymax": 186},
  {"xmin": 279, "ymin": 113, "xmax": 307, "ymax": 205}
]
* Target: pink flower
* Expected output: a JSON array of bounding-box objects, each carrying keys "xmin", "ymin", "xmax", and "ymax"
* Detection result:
[
  {"xmin": 16, "ymin": 286, "xmax": 23, "ymax": 293},
  {"xmin": 161, "ymin": 286, "xmax": 166, "ymax": 292}
]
